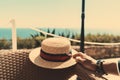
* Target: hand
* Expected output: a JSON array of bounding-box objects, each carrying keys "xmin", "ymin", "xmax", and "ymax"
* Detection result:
[{"xmin": 73, "ymin": 52, "xmax": 97, "ymax": 71}]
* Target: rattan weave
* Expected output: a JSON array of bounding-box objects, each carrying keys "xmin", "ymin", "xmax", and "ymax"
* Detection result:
[
  {"xmin": 0, "ymin": 50, "xmax": 39, "ymax": 80},
  {"xmin": 0, "ymin": 50, "xmax": 119, "ymax": 80},
  {"xmin": 0, "ymin": 50, "xmax": 76, "ymax": 80}
]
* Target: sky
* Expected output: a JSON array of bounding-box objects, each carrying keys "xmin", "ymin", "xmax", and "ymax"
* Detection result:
[{"xmin": 0, "ymin": 0, "xmax": 120, "ymax": 35}]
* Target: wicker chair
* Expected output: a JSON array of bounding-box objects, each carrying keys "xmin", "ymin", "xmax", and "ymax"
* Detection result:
[
  {"xmin": 0, "ymin": 50, "xmax": 119, "ymax": 80},
  {"xmin": 0, "ymin": 50, "xmax": 38, "ymax": 80},
  {"xmin": 0, "ymin": 50, "xmax": 77, "ymax": 80}
]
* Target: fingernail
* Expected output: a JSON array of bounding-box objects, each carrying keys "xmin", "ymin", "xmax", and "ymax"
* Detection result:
[{"xmin": 76, "ymin": 57, "xmax": 80, "ymax": 59}]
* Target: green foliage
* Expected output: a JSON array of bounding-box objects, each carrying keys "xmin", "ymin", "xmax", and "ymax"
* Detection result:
[
  {"xmin": 58, "ymin": 29, "xmax": 71, "ymax": 38},
  {"xmin": 85, "ymin": 33, "xmax": 120, "ymax": 43},
  {"xmin": 46, "ymin": 28, "xmax": 54, "ymax": 37},
  {"xmin": 17, "ymin": 37, "xmax": 35, "ymax": 49},
  {"xmin": 0, "ymin": 28, "xmax": 120, "ymax": 49},
  {"xmin": 71, "ymin": 33, "xmax": 80, "ymax": 45},
  {"xmin": 0, "ymin": 38, "xmax": 11, "ymax": 49},
  {"xmin": 33, "ymin": 36, "xmax": 45, "ymax": 47},
  {"xmin": 51, "ymin": 28, "xmax": 55, "ymax": 34}
]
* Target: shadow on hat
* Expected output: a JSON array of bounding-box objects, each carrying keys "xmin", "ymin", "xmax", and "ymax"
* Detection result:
[{"xmin": 29, "ymin": 37, "xmax": 78, "ymax": 80}]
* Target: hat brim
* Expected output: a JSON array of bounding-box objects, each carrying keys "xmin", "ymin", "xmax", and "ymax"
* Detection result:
[{"xmin": 29, "ymin": 47, "xmax": 78, "ymax": 69}]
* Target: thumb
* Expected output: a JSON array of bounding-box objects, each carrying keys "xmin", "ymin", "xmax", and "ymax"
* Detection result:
[{"xmin": 75, "ymin": 56, "xmax": 86, "ymax": 62}]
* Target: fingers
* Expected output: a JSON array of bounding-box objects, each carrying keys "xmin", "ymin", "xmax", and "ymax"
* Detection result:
[
  {"xmin": 73, "ymin": 52, "xmax": 85, "ymax": 59},
  {"xmin": 73, "ymin": 52, "xmax": 97, "ymax": 71},
  {"xmin": 75, "ymin": 56, "xmax": 86, "ymax": 62},
  {"xmin": 73, "ymin": 52, "xmax": 86, "ymax": 62}
]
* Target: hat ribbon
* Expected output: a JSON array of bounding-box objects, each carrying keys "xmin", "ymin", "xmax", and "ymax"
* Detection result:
[{"xmin": 40, "ymin": 49, "xmax": 71, "ymax": 62}]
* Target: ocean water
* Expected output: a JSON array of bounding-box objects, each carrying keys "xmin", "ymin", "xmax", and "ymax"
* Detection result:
[
  {"xmin": 0, "ymin": 28, "xmax": 80, "ymax": 40},
  {"xmin": 0, "ymin": 27, "xmax": 119, "ymax": 40}
]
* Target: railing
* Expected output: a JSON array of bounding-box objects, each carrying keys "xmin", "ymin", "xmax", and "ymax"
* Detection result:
[
  {"xmin": 10, "ymin": 21, "xmax": 120, "ymax": 51},
  {"xmin": 10, "ymin": 19, "xmax": 17, "ymax": 52},
  {"xmin": 30, "ymin": 27, "xmax": 120, "ymax": 46}
]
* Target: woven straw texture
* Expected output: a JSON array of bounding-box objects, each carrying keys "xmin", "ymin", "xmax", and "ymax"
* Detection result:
[
  {"xmin": 0, "ymin": 50, "xmax": 119, "ymax": 80},
  {"xmin": 0, "ymin": 50, "xmax": 76, "ymax": 80},
  {"xmin": 0, "ymin": 50, "xmax": 39, "ymax": 80}
]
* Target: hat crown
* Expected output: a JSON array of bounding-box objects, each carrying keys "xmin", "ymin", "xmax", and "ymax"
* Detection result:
[{"xmin": 41, "ymin": 38, "xmax": 71, "ymax": 54}]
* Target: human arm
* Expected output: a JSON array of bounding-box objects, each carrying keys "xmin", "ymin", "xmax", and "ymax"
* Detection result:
[{"xmin": 73, "ymin": 52, "xmax": 120, "ymax": 75}]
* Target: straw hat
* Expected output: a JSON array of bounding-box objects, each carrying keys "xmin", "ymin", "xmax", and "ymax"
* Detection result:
[{"xmin": 29, "ymin": 37, "xmax": 78, "ymax": 69}]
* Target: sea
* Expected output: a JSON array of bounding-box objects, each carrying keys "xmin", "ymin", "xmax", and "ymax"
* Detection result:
[
  {"xmin": 0, "ymin": 28, "xmax": 80, "ymax": 40},
  {"xmin": 0, "ymin": 27, "xmax": 119, "ymax": 40}
]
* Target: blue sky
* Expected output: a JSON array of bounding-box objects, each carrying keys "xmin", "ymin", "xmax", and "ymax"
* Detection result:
[{"xmin": 0, "ymin": 0, "xmax": 120, "ymax": 35}]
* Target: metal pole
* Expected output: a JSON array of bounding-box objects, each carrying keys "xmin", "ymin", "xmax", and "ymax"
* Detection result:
[
  {"xmin": 77, "ymin": 0, "xmax": 85, "ymax": 80},
  {"xmin": 80, "ymin": 0, "xmax": 85, "ymax": 53}
]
